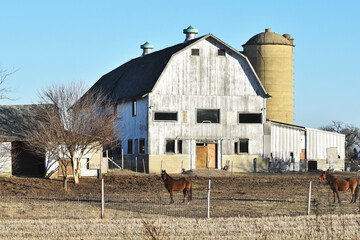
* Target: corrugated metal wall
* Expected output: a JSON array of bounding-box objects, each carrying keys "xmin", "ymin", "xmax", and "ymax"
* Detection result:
[
  {"xmin": 270, "ymin": 123, "xmax": 304, "ymax": 162},
  {"xmin": 306, "ymin": 128, "xmax": 345, "ymax": 160}
]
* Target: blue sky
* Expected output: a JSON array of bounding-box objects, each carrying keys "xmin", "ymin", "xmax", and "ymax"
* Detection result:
[{"xmin": 1, "ymin": 0, "xmax": 359, "ymax": 129}]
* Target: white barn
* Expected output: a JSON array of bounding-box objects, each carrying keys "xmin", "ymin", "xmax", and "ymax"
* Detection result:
[{"xmin": 83, "ymin": 26, "xmax": 345, "ymax": 173}]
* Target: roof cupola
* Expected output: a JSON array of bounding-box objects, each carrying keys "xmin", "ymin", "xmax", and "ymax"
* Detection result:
[
  {"xmin": 183, "ymin": 26, "xmax": 198, "ymax": 42},
  {"xmin": 140, "ymin": 42, "xmax": 154, "ymax": 56}
]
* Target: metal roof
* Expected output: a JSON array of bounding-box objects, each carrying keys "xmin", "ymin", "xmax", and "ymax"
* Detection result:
[{"xmin": 0, "ymin": 104, "xmax": 42, "ymax": 141}]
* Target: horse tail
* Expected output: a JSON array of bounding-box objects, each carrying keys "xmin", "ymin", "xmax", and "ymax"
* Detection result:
[
  {"xmin": 356, "ymin": 179, "xmax": 360, "ymax": 202},
  {"xmin": 190, "ymin": 183, "xmax": 193, "ymax": 201}
]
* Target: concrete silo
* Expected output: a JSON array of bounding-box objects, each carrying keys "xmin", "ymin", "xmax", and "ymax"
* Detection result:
[{"xmin": 242, "ymin": 28, "xmax": 294, "ymax": 124}]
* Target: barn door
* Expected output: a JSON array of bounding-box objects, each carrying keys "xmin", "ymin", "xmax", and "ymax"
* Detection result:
[
  {"xmin": 196, "ymin": 143, "xmax": 217, "ymax": 168},
  {"xmin": 196, "ymin": 144, "xmax": 207, "ymax": 168}
]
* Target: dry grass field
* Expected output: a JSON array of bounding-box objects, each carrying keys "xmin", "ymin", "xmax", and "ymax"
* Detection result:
[
  {"xmin": 1, "ymin": 169, "xmax": 360, "ymax": 239},
  {"xmin": 1, "ymin": 214, "xmax": 360, "ymax": 239}
]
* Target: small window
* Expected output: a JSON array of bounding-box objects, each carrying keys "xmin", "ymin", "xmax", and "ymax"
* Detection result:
[
  {"xmin": 140, "ymin": 139, "xmax": 145, "ymax": 154},
  {"xmin": 239, "ymin": 140, "xmax": 249, "ymax": 153},
  {"xmin": 239, "ymin": 113, "xmax": 262, "ymax": 123},
  {"xmin": 178, "ymin": 140, "xmax": 183, "ymax": 154},
  {"xmin": 154, "ymin": 112, "xmax": 178, "ymax": 121},
  {"xmin": 132, "ymin": 100, "xmax": 137, "ymax": 117},
  {"xmin": 127, "ymin": 139, "xmax": 133, "ymax": 154},
  {"xmin": 234, "ymin": 142, "xmax": 238, "ymax": 154},
  {"xmin": 86, "ymin": 158, "xmax": 90, "ymax": 169},
  {"xmin": 197, "ymin": 109, "xmax": 220, "ymax": 123},
  {"xmin": 166, "ymin": 140, "xmax": 175, "ymax": 153},
  {"xmin": 191, "ymin": 49, "xmax": 199, "ymax": 56},
  {"xmin": 218, "ymin": 49, "xmax": 226, "ymax": 56}
]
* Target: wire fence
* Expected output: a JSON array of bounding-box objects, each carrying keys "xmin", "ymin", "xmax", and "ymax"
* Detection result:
[{"xmin": 2, "ymin": 179, "xmax": 360, "ymax": 220}]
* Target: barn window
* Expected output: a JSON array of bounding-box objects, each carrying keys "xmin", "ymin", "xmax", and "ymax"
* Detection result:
[
  {"xmin": 134, "ymin": 139, "xmax": 138, "ymax": 154},
  {"xmin": 86, "ymin": 158, "xmax": 90, "ymax": 169},
  {"xmin": 234, "ymin": 140, "xmax": 249, "ymax": 153},
  {"xmin": 239, "ymin": 140, "xmax": 249, "ymax": 153},
  {"xmin": 154, "ymin": 112, "xmax": 178, "ymax": 121},
  {"xmin": 218, "ymin": 49, "xmax": 226, "ymax": 56},
  {"xmin": 238, "ymin": 113, "xmax": 262, "ymax": 123},
  {"xmin": 191, "ymin": 48, "xmax": 199, "ymax": 56},
  {"xmin": 132, "ymin": 100, "xmax": 137, "ymax": 117},
  {"xmin": 166, "ymin": 140, "xmax": 175, "ymax": 153},
  {"xmin": 178, "ymin": 140, "xmax": 183, "ymax": 154},
  {"xmin": 139, "ymin": 139, "xmax": 145, "ymax": 154},
  {"xmin": 197, "ymin": 109, "xmax": 220, "ymax": 123},
  {"xmin": 127, "ymin": 139, "xmax": 133, "ymax": 154}
]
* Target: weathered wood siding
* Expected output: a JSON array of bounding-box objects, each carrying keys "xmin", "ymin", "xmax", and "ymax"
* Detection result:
[{"xmin": 147, "ymin": 37, "xmax": 266, "ymax": 171}]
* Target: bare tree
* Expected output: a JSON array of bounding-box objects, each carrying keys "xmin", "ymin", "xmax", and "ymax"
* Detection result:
[
  {"xmin": 23, "ymin": 81, "xmax": 120, "ymax": 190},
  {"xmin": 0, "ymin": 67, "xmax": 16, "ymax": 100},
  {"xmin": 320, "ymin": 121, "xmax": 360, "ymax": 159}
]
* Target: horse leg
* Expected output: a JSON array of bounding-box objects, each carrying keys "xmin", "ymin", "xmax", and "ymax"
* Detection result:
[
  {"xmin": 169, "ymin": 190, "xmax": 174, "ymax": 204},
  {"xmin": 352, "ymin": 183, "xmax": 359, "ymax": 203},
  {"xmin": 336, "ymin": 191, "xmax": 341, "ymax": 203},
  {"xmin": 182, "ymin": 188, "xmax": 187, "ymax": 203}
]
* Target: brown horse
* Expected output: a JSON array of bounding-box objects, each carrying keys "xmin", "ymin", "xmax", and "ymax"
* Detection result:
[
  {"xmin": 319, "ymin": 171, "xmax": 359, "ymax": 203},
  {"xmin": 161, "ymin": 170, "xmax": 192, "ymax": 204}
]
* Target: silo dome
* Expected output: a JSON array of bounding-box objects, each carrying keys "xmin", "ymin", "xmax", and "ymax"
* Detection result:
[
  {"xmin": 244, "ymin": 28, "xmax": 294, "ymax": 46},
  {"xmin": 242, "ymin": 28, "xmax": 294, "ymax": 124}
]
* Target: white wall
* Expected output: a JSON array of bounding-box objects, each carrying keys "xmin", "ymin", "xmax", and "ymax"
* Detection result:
[
  {"xmin": 45, "ymin": 146, "xmax": 104, "ymax": 178},
  {"xmin": 0, "ymin": 142, "xmax": 12, "ymax": 176},
  {"xmin": 117, "ymin": 98, "xmax": 148, "ymax": 155},
  {"xmin": 148, "ymin": 37, "xmax": 266, "ymax": 161},
  {"xmin": 306, "ymin": 128, "xmax": 345, "ymax": 160}
]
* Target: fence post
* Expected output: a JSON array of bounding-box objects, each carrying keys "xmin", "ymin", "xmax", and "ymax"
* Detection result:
[
  {"xmin": 136, "ymin": 157, "xmax": 138, "ymax": 173},
  {"xmin": 121, "ymin": 148, "xmax": 124, "ymax": 170},
  {"xmin": 207, "ymin": 179, "xmax": 211, "ymax": 218},
  {"xmin": 142, "ymin": 158, "xmax": 146, "ymax": 173},
  {"xmin": 101, "ymin": 179, "xmax": 104, "ymax": 218},
  {"xmin": 307, "ymin": 181, "xmax": 312, "ymax": 215}
]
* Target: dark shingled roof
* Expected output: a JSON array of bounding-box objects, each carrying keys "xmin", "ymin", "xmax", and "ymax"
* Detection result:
[
  {"xmin": 0, "ymin": 105, "xmax": 43, "ymax": 141},
  {"xmin": 85, "ymin": 35, "xmax": 207, "ymax": 102}
]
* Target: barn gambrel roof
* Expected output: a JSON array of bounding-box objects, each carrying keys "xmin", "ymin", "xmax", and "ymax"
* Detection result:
[{"xmin": 85, "ymin": 34, "xmax": 269, "ymax": 102}]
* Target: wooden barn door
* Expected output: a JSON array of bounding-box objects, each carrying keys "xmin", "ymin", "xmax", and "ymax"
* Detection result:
[
  {"xmin": 196, "ymin": 144, "xmax": 207, "ymax": 168},
  {"xmin": 196, "ymin": 143, "xmax": 217, "ymax": 168}
]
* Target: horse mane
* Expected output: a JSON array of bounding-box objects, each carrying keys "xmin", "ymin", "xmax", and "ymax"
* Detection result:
[
  {"xmin": 162, "ymin": 170, "xmax": 173, "ymax": 180},
  {"xmin": 165, "ymin": 171, "xmax": 173, "ymax": 180}
]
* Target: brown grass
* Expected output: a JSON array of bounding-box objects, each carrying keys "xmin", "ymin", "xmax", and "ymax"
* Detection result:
[{"xmin": 0, "ymin": 214, "xmax": 360, "ymax": 239}]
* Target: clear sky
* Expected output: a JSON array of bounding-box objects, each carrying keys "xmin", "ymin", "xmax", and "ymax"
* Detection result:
[{"xmin": 1, "ymin": 0, "xmax": 359, "ymax": 129}]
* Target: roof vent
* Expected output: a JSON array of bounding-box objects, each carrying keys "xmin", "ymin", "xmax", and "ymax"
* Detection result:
[
  {"xmin": 140, "ymin": 42, "xmax": 154, "ymax": 56},
  {"xmin": 183, "ymin": 26, "xmax": 199, "ymax": 42}
]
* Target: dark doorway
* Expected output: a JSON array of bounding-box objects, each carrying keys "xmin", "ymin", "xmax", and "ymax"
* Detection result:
[
  {"xmin": 308, "ymin": 160, "xmax": 317, "ymax": 171},
  {"xmin": 11, "ymin": 141, "xmax": 45, "ymax": 177}
]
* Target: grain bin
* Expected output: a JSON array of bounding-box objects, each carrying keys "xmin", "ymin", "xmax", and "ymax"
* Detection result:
[{"xmin": 243, "ymin": 28, "xmax": 294, "ymax": 124}]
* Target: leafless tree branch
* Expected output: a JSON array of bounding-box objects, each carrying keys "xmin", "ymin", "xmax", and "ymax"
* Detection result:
[{"xmin": 23, "ymin": 81, "xmax": 121, "ymax": 190}]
